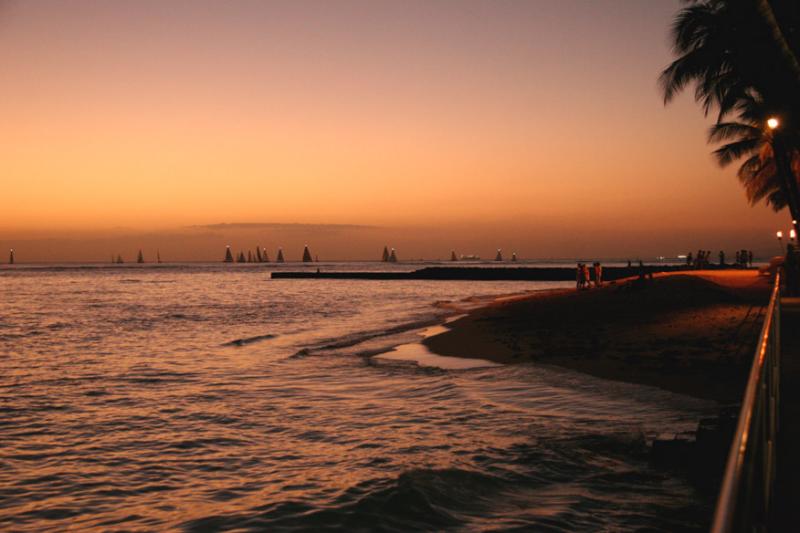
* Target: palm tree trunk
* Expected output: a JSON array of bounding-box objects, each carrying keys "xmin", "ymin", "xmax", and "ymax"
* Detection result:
[{"xmin": 756, "ymin": 0, "xmax": 800, "ymax": 91}]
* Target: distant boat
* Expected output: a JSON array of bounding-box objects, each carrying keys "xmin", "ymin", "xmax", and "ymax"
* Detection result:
[
  {"xmin": 256, "ymin": 247, "xmax": 263, "ymax": 262},
  {"xmin": 157, "ymin": 250, "xmax": 162, "ymax": 263},
  {"xmin": 511, "ymin": 252, "xmax": 517, "ymax": 262},
  {"xmin": 9, "ymin": 249, "xmax": 14, "ymax": 265},
  {"xmin": 263, "ymin": 249, "xmax": 270, "ymax": 262},
  {"xmin": 137, "ymin": 250, "xmax": 144, "ymax": 264},
  {"xmin": 450, "ymin": 250, "xmax": 458, "ymax": 261},
  {"xmin": 381, "ymin": 246, "xmax": 390, "ymax": 262},
  {"xmin": 247, "ymin": 250, "xmax": 253, "ymax": 263},
  {"xmin": 495, "ymin": 249, "xmax": 503, "ymax": 261},
  {"xmin": 116, "ymin": 254, "xmax": 124, "ymax": 264},
  {"xmin": 237, "ymin": 251, "xmax": 246, "ymax": 263},
  {"xmin": 224, "ymin": 246, "xmax": 234, "ymax": 263},
  {"xmin": 389, "ymin": 248, "xmax": 397, "ymax": 262},
  {"xmin": 276, "ymin": 248, "xmax": 285, "ymax": 263},
  {"xmin": 302, "ymin": 245, "xmax": 313, "ymax": 262}
]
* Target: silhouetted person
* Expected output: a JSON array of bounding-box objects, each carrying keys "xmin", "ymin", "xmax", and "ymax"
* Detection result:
[
  {"xmin": 593, "ymin": 262, "xmax": 603, "ymax": 287},
  {"xmin": 686, "ymin": 252, "xmax": 693, "ymax": 267},
  {"xmin": 748, "ymin": 250, "xmax": 753, "ymax": 267},
  {"xmin": 719, "ymin": 250, "xmax": 725, "ymax": 266}
]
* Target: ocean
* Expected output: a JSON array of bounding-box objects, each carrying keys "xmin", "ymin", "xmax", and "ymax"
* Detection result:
[{"xmin": 0, "ymin": 262, "xmax": 714, "ymax": 531}]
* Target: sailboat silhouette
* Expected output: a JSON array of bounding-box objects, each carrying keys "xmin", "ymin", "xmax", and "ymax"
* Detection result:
[
  {"xmin": 302, "ymin": 245, "xmax": 312, "ymax": 262},
  {"xmin": 137, "ymin": 250, "xmax": 144, "ymax": 264},
  {"xmin": 381, "ymin": 246, "xmax": 390, "ymax": 262},
  {"xmin": 276, "ymin": 248, "xmax": 285, "ymax": 263},
  {"xmin": 224, "ymin": 246, "xmax": 234, "ymax": 263}
]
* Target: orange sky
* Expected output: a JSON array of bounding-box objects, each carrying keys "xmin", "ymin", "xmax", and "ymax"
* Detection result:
[{"xmin": 0, "ymin": 1, "xmax": 790, "ymax": 260}]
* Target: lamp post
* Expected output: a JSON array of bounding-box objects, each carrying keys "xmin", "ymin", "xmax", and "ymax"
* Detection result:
[{"xmin": 767, "ymin": 117, "xmax": 800, "ymax": 234}]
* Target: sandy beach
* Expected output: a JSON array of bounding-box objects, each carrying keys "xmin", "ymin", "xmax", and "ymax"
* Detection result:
[{"xmin": 424, "ymin": 271, "xmax": 772, "ymax": 403}]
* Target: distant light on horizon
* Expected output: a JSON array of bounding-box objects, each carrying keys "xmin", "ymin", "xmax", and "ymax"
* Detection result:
[{"xmin": 768, "ymin": 117, "xmax": 780, "ymax": 130}]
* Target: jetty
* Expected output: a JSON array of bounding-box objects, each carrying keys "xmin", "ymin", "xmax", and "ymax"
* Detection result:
[{"xmin": 272, "ymin": 265, "xmax": 689, "ymax": 281}]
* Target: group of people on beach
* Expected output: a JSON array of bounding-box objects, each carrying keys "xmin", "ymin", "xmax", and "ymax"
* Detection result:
[
  {"xmin": 576, "ymin": 262, "xmax": 602, "ymax": 290},
  {"xmin": 686, "ymin": 249, "xmax": 753, "ymax": 268}
]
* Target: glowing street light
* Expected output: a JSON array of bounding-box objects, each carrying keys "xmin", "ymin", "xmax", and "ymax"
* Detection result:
[{"xmin": 768, "ymin": 117, "xmax": 780, "ymax": 130}]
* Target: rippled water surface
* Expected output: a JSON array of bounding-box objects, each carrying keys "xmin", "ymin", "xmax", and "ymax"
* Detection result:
[{"xmin": 0, "ymin": 263, "xmax": 714, "ymax": 531}]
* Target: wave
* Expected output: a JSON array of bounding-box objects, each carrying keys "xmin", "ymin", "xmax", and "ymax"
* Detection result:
[
  {"xmin": 222, "ymin": 334, "xmax": 276, "ymax": 347},
  {"xmin": 290, "ymin": 316, "xmax": 444, "ymax": 358}
]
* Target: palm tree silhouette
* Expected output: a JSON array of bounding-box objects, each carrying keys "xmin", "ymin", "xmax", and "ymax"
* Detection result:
[{"xmin": 661, "ymin": 0, "xmax": 800, "ymax": 223}]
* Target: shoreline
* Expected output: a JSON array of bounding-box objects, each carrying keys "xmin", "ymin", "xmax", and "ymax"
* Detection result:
[{"xmin": 422, "ymin": 271, "xmax": 771, "ymax": 403}]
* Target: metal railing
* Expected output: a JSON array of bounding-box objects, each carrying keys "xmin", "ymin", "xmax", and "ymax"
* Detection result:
[{"xmin": 711, "ymin": 270, "xmax": 781, "ymax": 533}]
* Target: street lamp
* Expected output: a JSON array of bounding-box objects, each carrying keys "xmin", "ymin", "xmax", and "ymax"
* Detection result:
[
  {"xmin": 767, "ymin": 117, "xmax": 800, "ymax": 234},
  {"xmin": 767, "ymin": 117, "xmax": 780, "ymax": 130}
]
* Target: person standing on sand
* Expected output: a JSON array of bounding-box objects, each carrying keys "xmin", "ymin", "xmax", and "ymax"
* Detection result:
[
  {"xmin": 593, "ymin": 262, "xmax": 603, "ymax": 287},
  {"xmin": 748, "ymin": 250, "xmax": 753, "ymax": 267},
  {"xmin": 576, "ymin": 263, "xmax": 583, "ymax": 289},
  {"xmin": 583, "ymin": 263, "xmax": 591, "ymax": 289},
  {"xmin": 719, "ymin": 250, "xmax": 725, "ymax": 266}
]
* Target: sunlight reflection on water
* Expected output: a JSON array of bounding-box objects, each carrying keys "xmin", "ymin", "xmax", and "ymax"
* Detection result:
[{"xmin": 0, "ymin": 263, "xmax": 713, "ymax": 531}]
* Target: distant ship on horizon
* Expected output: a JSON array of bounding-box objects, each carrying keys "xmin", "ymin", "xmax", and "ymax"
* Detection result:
[
  {"xmin": 276, "ymin": 248, "xmax": 285, "ymax": 263},
  {"xmin": 302, "ymin": 245, "xmax": 312, "ymax": 262},
  {"xmin": 137, "ymin": 250, "xmax": 144, "ymax": 264},
  {"xmin": 9, "ymin": 249, "xmax": 14, "ymax": 265},
  {"xmin": 224, "ymin": 246, "xmax": 234, "ymax": 263},
  {"xmin": 381, "ymin": 246, "xmax": 390, "ymax": 262}
]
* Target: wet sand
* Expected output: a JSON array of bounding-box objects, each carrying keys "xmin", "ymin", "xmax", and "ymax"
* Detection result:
[{"xmin": 424, "ymin": 271, "xmax": 771, "ymax": 402}]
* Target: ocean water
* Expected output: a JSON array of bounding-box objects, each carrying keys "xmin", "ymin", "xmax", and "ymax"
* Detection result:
[{"xmin": 0, "ymin": 263, "xmax": 714, "ymax": 531}]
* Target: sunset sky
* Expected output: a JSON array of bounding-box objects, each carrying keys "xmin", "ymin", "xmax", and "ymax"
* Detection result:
[{"xmin": 0, "ymin": 0, "xmax": 790, "ymax": 260}]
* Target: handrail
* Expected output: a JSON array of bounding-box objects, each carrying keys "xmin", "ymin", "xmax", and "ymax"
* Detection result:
[{"xmin": 711, "ymin": 270, "xmax": 782, "ymax": 532}]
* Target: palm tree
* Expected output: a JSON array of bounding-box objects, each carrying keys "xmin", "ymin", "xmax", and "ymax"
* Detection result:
[
  {"xmin": 709, "ymin": 94, "xmax": 800, "ymax": 219},
  {"xmin": 661, "ymin": 0, "xmax": 800, "ymax": 222}
]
